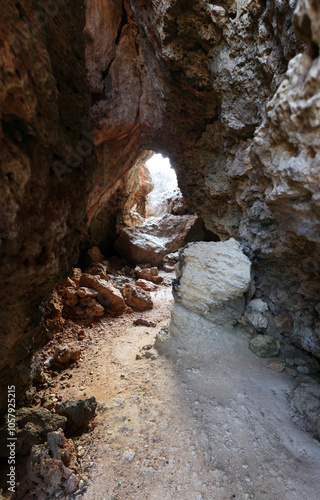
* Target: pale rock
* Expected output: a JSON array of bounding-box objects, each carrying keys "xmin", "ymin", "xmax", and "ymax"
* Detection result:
[
  {"xmin": 246, "ymin": 299, "xmax": 269, "ymax": 314},
  {"xmin": 114, "ymin": 213, "xmax": 199, "ymax": 266},
  {"xmin": 53, "ymin": 343, "xmax": 81, "ymax": 365},
  {"xmin": 173, "ymin": 239, "xmax": 251, "ymax": 325},
  {"xmin": 136, "ymin": 266, "xmax": 163, "ymax": 284},
  {"xmin": 245, "ymin": 312, "xmax": 268, "ymax": 332},
  {"xmin": 122, "ymin": 448, "xmax": 136, "ymax": 462}
]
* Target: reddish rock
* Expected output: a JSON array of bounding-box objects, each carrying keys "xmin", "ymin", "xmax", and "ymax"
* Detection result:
[
  {"xmin": 80, "ymin": 274, "xmax": 126, "ymax": 315},
  {"xmin": 122, "ymin": 284, "xmax": 153, "ymax": 310},
  {"xmin": 61, "ymin": 288, "xmax": 79, "ymax": 307},
  {"xmin": 53, "ymin": 343, "xmax": 81, "ymax": 366},
  {"xmin": 84, "ymin": 263, "xmax": 109, "ymax": 280},
  {"xmin": 133, "ymin": 318, "xmax": 156, "ymax": 327},
  {"xmin": 114, "ymin": 214, "xmax": 199, "ymax": 266},
  {"xmin": 135, "ymin": 279, "xmax": 158, "ymax": 292},
  {"xmin": 135, "ymin": 267, "xmax": 163, "ymax": 284},
  {"xmin": 88, "ymin": 246, "xmax": 104, "ymax": 262},
  {"xmin": 275, "ymin": 312, "xmax": 294, "ymax": 333},
  {"xmin": 76, "ymin": 287, "xmax": 99, "ymax": 298}
]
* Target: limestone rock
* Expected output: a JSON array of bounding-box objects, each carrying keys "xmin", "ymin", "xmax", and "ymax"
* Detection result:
[
  {"xmin": 122, "ymin": 284, "xmax": 153, "ymax": 310},
  {"xmin": 135, "ymin": 279, "xmax": 158, "ymax": 292},
  {"xmin": 173, "ymin": 239, "xmax": 251, "ymax": 325},
  {"xmin": 115, "ymin": 214, "xmax": 199, "ymax": 266},
  {"xmin": 249, "ymin": 335, "xmax": 281, "ymax": 358},
  {"xmin": 55, "ymin": 396, "xmax": 97, "ymax": 436},
  {"xmin": 80, "ymin": 274, "xmax": 126, "ymax": 315}
]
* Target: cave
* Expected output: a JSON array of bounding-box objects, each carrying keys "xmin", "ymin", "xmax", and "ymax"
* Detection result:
[{"xmin": 1, "ymin": 0, "xmax": 320, "ymax": 498}]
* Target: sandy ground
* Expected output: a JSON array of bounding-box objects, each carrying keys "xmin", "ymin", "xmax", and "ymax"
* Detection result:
[{"xmin": 49, "ymin": 278, "xmax": 320, "ymax": 500}]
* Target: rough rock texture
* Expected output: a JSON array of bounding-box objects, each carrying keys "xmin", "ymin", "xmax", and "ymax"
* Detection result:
[
  {"xmin": 85, "ymin": 0, "xmax": 320, "ymax": 357},
  {"xmin": 173, "ymin": 239, "xmax": 251, "ymax": 325},
  {"xmin": 79, "ymin": 274, "xmax": 126, "ymax": 315},
  {"xmin": 0, "ymin": 0, "xmax": 96, "ymax": 411},
  {"xmin": 115, "ymin": 214, "xmax": 199, "ymax": 265},
  {"xmin": 122, "ymin": 284, "xmax": 153, "ymax": 311},
  {"xmin": 0, "ymin": 408, "xmax": 67, "ymax": 457},
  {"xmin": 55, "ymin": 396, "xmax": 97, "ymax": 436},
  {"xmin": 249, "ymin": 335, "xmax": 281, "ymax": 358}
]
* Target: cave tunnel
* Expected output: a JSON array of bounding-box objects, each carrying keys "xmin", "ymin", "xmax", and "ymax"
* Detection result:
[{"xmin": 1, "ymin": 0, "xmax": 320, "ymax": 498}]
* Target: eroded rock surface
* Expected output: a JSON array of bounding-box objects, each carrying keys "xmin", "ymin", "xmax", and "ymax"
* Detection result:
[{"xmin": 173, "ymin": 239, "xmax": 251, "ymax": 325}]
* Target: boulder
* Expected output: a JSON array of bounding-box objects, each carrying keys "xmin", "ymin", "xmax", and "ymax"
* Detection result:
[
  {"xmin": 114, "ymin": 213, "xmax": 199, "ymax": 265},
  {"xmin": 76, "ymin": 297, "xmax": 105, "ymax": 318},
  {"xmin": 79, "ymin": 274, "xmax": 126, "ymax": 315},
  {"xmin": 290, "ymin": 378, "xmax": 320, "ymax": 437},
  {"xmin": 135, "ymin": 279, "xmax": 158, "ymax": 292},
  {"xmin": 55, "ymin": 396, "xmax": 97, "ymax": 435},
  {"xmin": 122, "ymin": 284, "xmax": 153, "ymax": 310},
  {"xmin": 173, "ymin": 239, "xmax": 252, "ymax": 325},
  {"xmin": 249, "ymin": 335, "xmax": 281, "ymax": 358}
]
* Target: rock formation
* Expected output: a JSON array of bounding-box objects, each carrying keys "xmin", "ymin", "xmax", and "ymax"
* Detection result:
[{"xmin": 1, "ymin": 0, "xmax": 320, "ymax": 409}]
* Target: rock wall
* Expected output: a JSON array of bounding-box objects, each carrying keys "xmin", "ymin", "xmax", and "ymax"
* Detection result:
[
  {"xmin": 0, "ymin": 0, "xmax": 96, "ymax": 410},
  {"xmin": 107, "ymin": 0, "xmax": 319, "ymax": 357}
]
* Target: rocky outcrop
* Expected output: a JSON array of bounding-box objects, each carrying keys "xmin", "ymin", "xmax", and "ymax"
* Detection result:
[
  {"xmin": 173, "ymin": 239, "xmax": 252, "ymax": 325},
  {"xmin": 0, "ymin": 0, "xmax": 96, "ymax": 411},
  {"xmin": 88, "ymin": 0, "xmax": 320, "ymax": 357},
  {"xmin": 115, "ymin": 214, "xmax": 200, "ymax": 265}
]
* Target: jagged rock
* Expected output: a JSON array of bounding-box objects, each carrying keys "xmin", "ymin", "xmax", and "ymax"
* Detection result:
[
  {"xmin": 275, "ymin": 312, "xmax": 294, "ymax": 333},
  {"xmin": 61, "ymin": 287, "xmax": 79, "ymax": 307},
  {"xmin": 84, "ymin": 263, "xmax": 109, "ymax": 280},
  {"xmin": 135, "ymin": 279, "xmax": 158, "ymax": 292},
  {"xmin": 0, "ymin": 408, "xmax": 67, "ymax": 457},
  {"xmin": 76, "ymin": 297, "xmax": 105, "ymax": 318},
  {"xmin": 244, "ymin": 300, "xmax": 269, "ymax": 332},
  {"xmin": 44, "ymin": 291, "xmax": 65, "ymax": 337},
  {"xmin": 122, "ymin": 284, "xmax": 153, "ymax": 310},
  {"xmin": 249, "ymin": 335, "xmax": 281, "ymax": 358},
  {"xmin": 26, "ymin": 429, "xmax": 78, "ymax": 498},
  {"xmin": 76, "ymin": 287, "xmax": 99, "ymax": 298},
  {"xmin": 115, "ymin": 214, "xmax": 199, "ymax": 266},
  {"xmin": 55, "ymin": 396, "xmax": 97, "ymax": 435},
  {"xmin": 79, "ymin": 274, "xmax": 126, "ymax": 315},
  {"xmin": 88, "ymin": 246, "xmax": 104, "ymax": 262},
  {"xmin": 53, "ymin": 343, "xmax": 81, "ymax": 366},
  {"xmin": 163, "ymin": 252, "xmax": 179, "ymax": 264},
  {"xmin": 173, "ymin": 239, "xmax": 251, "ymax": 325},
  {"xmin": 154, "ymin": 326, "xmax": 170, "ymax": 351},
  {"xmin": 290, "ymin": 378, "xmax": 320, "ymax": 437},
  {"xmin": 133, "ymin": 318, "xmax": 156, "ymax": 327},
  {"xmin": 135, "ymin": 266, "xmax": 163, "ymax": 284}
]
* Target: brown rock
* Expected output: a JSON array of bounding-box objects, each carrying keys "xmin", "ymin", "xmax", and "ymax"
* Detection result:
[
  {"xmin": 133, "ymin": 318, "xmax": 156, "ymax": 327},
  {"xmin": 136, "ymin": 267, "xmax": 163, "ymax": 284},
  {"xmin": 78, "ymin": 297, "xmax": 105, "ymax": 318},
  {"xmin": 114, "ymin": 214, "xmax": 199, "ymax": 266},
  {"xmin": 135, "ymin": 279, "xmax": 158, "ymax": 292},
  {"xmin": 61, "ymin": 288, "xmax": 79, "ymax": 307},
  {"xmin": 53, "ymin": 344, "xmax": 81, "ymax": 365},
  {"xmin": 275, "ymin": 312, "xmax": 294, "ymax": 333},
  {"xmin": 122, "ymin": 284, "xmax": 153, "ymax": 310},
  {"xmin": 88, "ymin": 246, "xmax": 104, "ymax": 262},
  {"xmin": 80, "ymin": 274, "xmax": 126, "ymax": 315},
  {"xmin": 163, "ymin": 263, "xmax": 175, "ymax": 273},
  {"xmin": 76, "ymin": 287, "xmax": 99, "ymax": 298},
  {"xmin": 84, "ymin": 263, "xmax": 109, "ymax": 280}
]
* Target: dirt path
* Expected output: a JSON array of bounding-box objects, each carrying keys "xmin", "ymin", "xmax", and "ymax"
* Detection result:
[{"xmin": 52, "ymin": 280, "xmax": 320, "ymax": 500}]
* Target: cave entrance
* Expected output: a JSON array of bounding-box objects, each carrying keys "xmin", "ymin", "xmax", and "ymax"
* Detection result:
[{"xmin": 144, "ymin": 153, "xmax": 179, "ymax": 218}]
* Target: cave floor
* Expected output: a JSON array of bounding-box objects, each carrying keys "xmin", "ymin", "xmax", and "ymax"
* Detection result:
[{"xmin": 49, "ymin": 277, "xmax": 320, "ymax": 500}]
